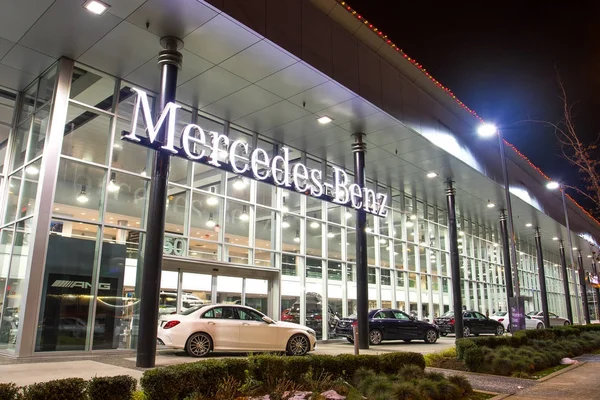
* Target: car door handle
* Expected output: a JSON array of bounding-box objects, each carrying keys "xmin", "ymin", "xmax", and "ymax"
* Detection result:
[
  {"xmin": 207, "ymin": 321, "xmax": 215, "ymax": 325},
  {"xmin": 242, "ymin": 323, "xmax": 250, "ymax": 326}
]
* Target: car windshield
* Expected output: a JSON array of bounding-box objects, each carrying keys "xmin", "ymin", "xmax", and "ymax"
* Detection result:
[
  {"xmin": 493, "ymin": 311, "xmax": 507, "ymax": 316},
  {"xmin": 180, "ymin": 305, "xmax": 206, "ymax": 315},
  {"xmin": 527, "ymin": 311, "xmax": 539, "ymax": 316},
  {"xmin": 440, "ymin": 311, "xmax": 454, "ymax": 318}
]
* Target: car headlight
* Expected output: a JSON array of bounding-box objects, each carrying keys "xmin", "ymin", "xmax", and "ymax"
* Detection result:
[{"xmin": 307, "ymin": 329, "xmax": 316, "ymax": 337}]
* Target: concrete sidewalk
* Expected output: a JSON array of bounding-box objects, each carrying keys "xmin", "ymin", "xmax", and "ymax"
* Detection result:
[{"xmin": 503, "ymin": 362, "xmax": 600, "ymax": 399}]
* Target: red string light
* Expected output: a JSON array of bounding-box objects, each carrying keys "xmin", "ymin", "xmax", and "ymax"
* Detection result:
[{"xmin": 337, "ymin": 0, "xmax": 600, "ymax": 228}]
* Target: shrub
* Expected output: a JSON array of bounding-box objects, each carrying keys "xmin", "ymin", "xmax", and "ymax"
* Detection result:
[
  {"xmin": 435, "ymin": 381, "xmax": 461, "ymax": 400},
  {"xmin": 0, "ymin": 383, "xmax": 20, "ymax": 400},
  {"xmin": 397, "ymin": 364, "xmax": 424, "ymax": 381},
  {"xmin": 88, "ymin": 375, "xmax": 136, "ymax": 400},
  {"xmin": 447, "ymin": 375, "xmax": 472, "ymax": 396},
  {"xmin": 492, "ymin": 357, "xmax": 514, "ymax": 376},
  {"xmin": 463, "ymin": 346, "xmax": 487, "ymax": 372},
  {"xmin": 417, "ymin": 379, "xmax": 439, "ymax": 399},
  {"xmin": 391, "ymin": 382, "xmax": 419, "ymax": 400},
  {"xmin": 22, "ymin": 378, "xmax": 86, "ymax": 400}
]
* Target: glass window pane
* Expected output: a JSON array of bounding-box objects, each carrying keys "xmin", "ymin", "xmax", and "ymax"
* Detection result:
[
  {"xmin": 282, "ymin": 214, "xmax": 301, "ymax": 253},
  {"xmin": 0, "ymin": 228, "xmax": 14, "ymax": 350},
  {"xmin": 112, "ymin": 118, "xmax": 149, "ymax": 174},
  {"xmin": 282, "ymin": 254, "xmax": 297, "ymax": 275},
  {"xmin": 19, "ymin": 84, "xmax": 36, "ymax": 123},
  {"xmin": 105, "ymin": 171, "xmax": 148, "ymax": 227},
  {"xmin": 379, "ymin": 237, "xmax": 391, "ymax": 267},
  {"xmin": 72, "ymin": 66, "xmax": 116, "ymax": 111},
  {"xmin": 224, "ymin": 200, "xmax": 250, "ymax": 247},
  {"xmin": 190, "ymin": 191, "xmax": 222, "ymax": 242},
  {"xmin": 282, "ymin": 190, "xmax": 301, "ymax": 215},
  {"xmin": 347, "ymin": 229, "xmax": 356, "ymax": 263},
  {"xmin": 327, "ymin": 203, "xmax": 341, "ymax": 224},
  {"xmin": 53, "ymin": 158, "xmax": 106, "ymax": 216},
  {"xmin": 37, "ymin": 65, "xmax": 57, "ymax": 107},
  {"xmin": 27, "ymin": 106, "xmax": 50, "ymax": 162},
  {"xmin": 37, "ymin": 219, "xmax": 97, "ymax": 351},
  {"xmin": 3, "ymin": 173, "xmax": 22, "ymax": 224},
  {"xmin": 226, "ymin": 173, "xmax": 250, "ymax": 201},
  {"xmin": 93, "ymin": 227, "xmax": 142, "ymax": 350},
  {"xmin": 63, "ymin": 104, "xmax": 112, "ymax": 165},
  {"xmin": 166, "ymin": 186, "xmax": 187, "ymax": 235},
  {"xmin": 306, "ymin": 258, "xmax": 322, "ymax": 279},
  {"xmin": 189, "ymin": 240, "xmax": 219, "ymax": 261},
  {"xmin": 306, "ymin": 219, "xmax": 322, "ymax": 257},
  {"xmin": 18, "ymin": 159, "xmax": 42, "ymax": 219},
  {"xmin": 327, "ymin": 225, "xmax": 342, "ymax": 260},
  {"xmin": 328, "ymin": 261, "xmax": 342, "ymax": 281},
  {"xmin": 227, "ymin": 246, "xmax": 249, "ymax": 265},
  {"xmin": 256, "ymin": 181, "xmax": 273, "ymax": 207},
  {"xmin": 255, "ymin": 206, "xmax": 275, "ymax": 250},
  {"xmin": 255, "ymin": 249, "xmax": 273, "ymax": 268},
  {"xmin": 10, "ymin": 119, "xmax": 30, "ymax": 172}
]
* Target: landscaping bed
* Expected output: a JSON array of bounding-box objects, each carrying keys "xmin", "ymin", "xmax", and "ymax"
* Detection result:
[{"xmin": 431, "ymin": 324, "xmax": 600, "ymax": 378}]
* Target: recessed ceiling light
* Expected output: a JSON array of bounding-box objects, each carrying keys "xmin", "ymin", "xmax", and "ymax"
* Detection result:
[
  {"xmin": 487, "ymin": 202, "xmax": 495, "ymax": 208},
  {"xmin": 552, "ymin": 237, "xmax": 559, "ymax": 241},
  {"xmin": 426, "ymin": 172, "xmax": 437, "ymax": 178},
  {"xmin": 83, "ymin": 0, "xmax": 110, "ymax": 15},
  {"xmin": 588, "ymin": 255, "xmax": 592, "ymax": 258},
  {"xmin": 572, "ymin": 247, "xmax": 577, "ymax": 251},
  {"xmin": 317, "ymin": 116, "xmax": 333, "ymax": 124},
  {"xmin": 525, "ymin": 223, "xmax": 532, "ymax": 227}
]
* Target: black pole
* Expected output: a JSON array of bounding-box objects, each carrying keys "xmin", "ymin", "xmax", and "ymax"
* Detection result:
[
  {"xmin": 445, "ymin": 180, "xmax": 464, "ymax": 339},
  {"xmin": 353, "ymin": 133, "xmax": 369, "ymax": 350},
  {"xmin": 577, "ymin": 252, "xmax": 591, "ymax": 324},
  {"xmin": 136, "ymin": 37, "xmax": 183, "ymax": 368},
  {"xmin": 534, "ymin": 229, "xmax": 551, "ymax": 329},
  {"xmin": 559, "ymin": 241, "xmax": 574, "ymax": 324},
  {"xmin": 499, "ymin": 211, "xmax": 514, "ymax": 306}
]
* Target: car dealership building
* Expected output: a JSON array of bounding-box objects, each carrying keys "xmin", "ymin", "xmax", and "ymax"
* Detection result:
[{"xmin": 0, "ymin": 0, "xmax": 599, "ymax": 358}]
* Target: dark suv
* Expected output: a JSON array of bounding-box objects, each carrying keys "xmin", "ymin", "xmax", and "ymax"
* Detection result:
[
  {"xmin": 288, "ymin": 301, "xmax": 339, "ymax": 338},
  {"xmin": 434, "ymin": 310, "xmax": 504, "ymax": 337}
]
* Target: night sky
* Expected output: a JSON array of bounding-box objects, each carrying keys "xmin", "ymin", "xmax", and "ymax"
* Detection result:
[{"xmin": 347, "ymin": 0, "xmax": 600, "ymax": 209}]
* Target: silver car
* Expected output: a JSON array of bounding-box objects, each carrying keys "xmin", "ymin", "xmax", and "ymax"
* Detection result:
[{"xmin": 527, "ymin": 311, "xmax": 570, "ymax": 326}]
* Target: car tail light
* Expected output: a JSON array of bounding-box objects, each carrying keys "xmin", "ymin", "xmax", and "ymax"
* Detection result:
[
  {"xmin": 449, "ymin": 318, "xmax": 455, "ymax": 325},
  {"xmin": 498, "ymin": 318, "xmax": 504, "ymax": 322},
  {"xmin": 351, "ymin": 320, "xmax": 358, "ymax": 327},
  {"xmin": 314, "ymin": 314, "xmax": 322, "ymax": 321},
  {"xmin": 163, "ymin": 321, "xmax": 180, "ymax": 329}
]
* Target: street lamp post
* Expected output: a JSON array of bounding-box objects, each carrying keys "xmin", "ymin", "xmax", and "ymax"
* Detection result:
[
  {"xmin": 547, "ymin": 181, "xmax": 583, "ymax": 324},
  {"xmin": 478, "ymin": 124, "xmax": 520, "ymax": 298}
]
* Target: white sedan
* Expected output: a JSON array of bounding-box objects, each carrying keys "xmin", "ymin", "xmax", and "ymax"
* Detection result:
[
  {"xmin": 157, "ymin": 304, "xmax": 317, "ymax": 357},
  {"xmin": 490, "ymin": 311, "xmax": 545, "ymax": 331},
  {"xmin": 527, "ymin": 311, "xmax": 570, "ymax": 327}
]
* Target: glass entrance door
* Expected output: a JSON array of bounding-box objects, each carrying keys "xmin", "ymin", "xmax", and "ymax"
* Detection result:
[{"xmin": 217, "ymin": 276, "xmax": 242, "ymax": 305}]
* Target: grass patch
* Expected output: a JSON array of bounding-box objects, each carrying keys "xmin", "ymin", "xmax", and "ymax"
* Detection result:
[
  {"xmin": 425, "ymin": 347, "xmax": 468, "ymax": 371},
  {"xmin": 528, "ymin": 363, "xmax": 570, "ymax": 379}
]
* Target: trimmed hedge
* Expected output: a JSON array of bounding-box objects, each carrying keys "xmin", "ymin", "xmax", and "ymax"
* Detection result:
[
  {"xmin": 0, "ymin": 376, "xmax": 136, "ymax": 400},
  {"xmin": 140, "ymin": 352, "xmax": 426, "ymax": 400},
  {"xmin": 456, "ymin": 324, "xmax": 600, "ymax": 376}
]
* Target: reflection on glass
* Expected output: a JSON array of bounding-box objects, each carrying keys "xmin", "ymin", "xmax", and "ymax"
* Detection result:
[
  {"xmin": 227, "ymin": 246, "xmax": 249, "ymax": 265},
  {"xmin": 306, "ymin": 219, "xmax": 322, "ymax": 257},
  {"xmin": 282, "ymin": 254, "xmax": 297, "ymax": 275},
  {"xmin": 327, "ymin": 225, "xmax": 342, "ymax": 260},
  {"xmin": 0, "ymin": 228, "xmax": 15, "ymax": 349},
  {"xmin": 227, "ymin": 173, "xmax": 250, "ymax": 201},
  {"xmin": 225, "ymin": 200, "xmax": 250, "ymax": 246},
  {"xmin": 54, "ymin": 158, "xmax": 106, "ymax": 215},
  {"xmin": 37, "ymin": 66, "xmax": 57, "ymax": 107},
  {"xmin": 347, "ymin": 229, "xmax": 356, "ymax": 262},
  {"xmin": 10, "ymin": 120, "xmax": 30, "ymax": 172},
  {"xmin": 256, "ymin": 181, "xmax": 273, "ymax": 207},
  {"xmin": 19, "ymin": 84, "xmax": 36, "ymax": 123},
  {"xmin": 18, "ymin": 159, "xmax": 41, "ymax": 220},
  {"xmin": 63, "ymin": 104, "xmax": 112, "ymax": 165},
  {"xmin": 255, "ymin": 249, "xmax": 273, "ymax": 268},
  {"xmin": 189, "ymin": 240, "xmax": 219, "ymax": 261},
  {"xmin": 72, "ymin": 66, "xmax": 116, "ymax": 111},
  {"xmin": 3, "ymin": 173, "xmax": 22, "ymax": 224},
  {"xmin": 306, "ymin": 258, "xmax": 322, "ymax": 279},
  {"xmin": 105, "ymin": 171, "xmax": 148, "ymax": 226},
  {"xmin": 166, "ymin": 186, "xmax": 187, "ymax": 235},
  {"xmin": 112, "ymin": 118, "xmax": 149, "ymax": 174},
  {"xmin": 255, "ymin": 207, "xmax": 274, "ymax": 250},
  {"xmin": 328, "ymin": 261, "xmax": 342, "ymax": 281},
  {"xmin": 27, "ymin": 106, "xmax": 50, "ymax": 162},
  {"xmin": 282, "ymin": 215, "xmax": 301, "ymax": 253}
]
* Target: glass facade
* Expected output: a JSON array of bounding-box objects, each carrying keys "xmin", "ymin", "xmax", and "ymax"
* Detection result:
[{"xmin": 0, "ymin": 60, "xmax": 590, "ymax": 355}]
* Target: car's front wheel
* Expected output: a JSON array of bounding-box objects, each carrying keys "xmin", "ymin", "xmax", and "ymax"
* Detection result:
[
  {"xmin": 463, "ymin": 326, "xmax": 471, "ymax": 337},
  {"xmin": 424, "ymin": 329, "xmax": 438, "ymax": 344},
  {"xmin": 440, "ymin": 332, "xmax": 448, "ymax": 337},
  {"xmin": 286, "ymin": 334, "xmax": 310, "ymax": 356},
  {"xmin": 564, "ymin": 321, "xmax": 570, "ymax": 326},
  {"xmin": 369, "ymin": 329, "xmax": 383, "ymax": 345},
  {"xmin": 495, "ymin": 325, "xmax": 504, "ymax": 336},
  {"xmin": 536, "ymin": 323, "xmax": 543, "ymax": 329},
  {"xmin": 186, "ymin": 332, "xmax": 212, "ymax": 357}
]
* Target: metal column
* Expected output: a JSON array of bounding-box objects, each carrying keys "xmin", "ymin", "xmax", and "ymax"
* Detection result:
[
  {"xmin": 445, "ymin": 181, "xmax": 464, "ymax": 339},
  {"xmin": 561, "ymin": 189, "xmax": 581, "ymax": 323},
  {"xmin": 499, "ymin": 210, "xmax": 514, "ymax": 316},
  {"xmin": 559, "ymin": 241, "xmax": 574, "ymax": 324},
  {"xmin": 577, "ymin": 252, "xmax": 591, "ymax": 324},
  {"xmin": 352, "ymin": 133, "xmax": 369, "ymax": 349},
  {"xmin": 534, "ymin": 230, "xmax": 551, "ymax": 329},
  {"xmin": 136, "ymin": 37, "xmax": 183, "ymax": 368}
]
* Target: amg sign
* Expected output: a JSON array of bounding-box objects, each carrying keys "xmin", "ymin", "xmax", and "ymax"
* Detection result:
[
  {"xmin": 121, "ymin": 88, "xmax": 388, "ymax": 217},
  {"xmin": 51, "ymin": 280, "xmax": 111, "ymax": 290}
]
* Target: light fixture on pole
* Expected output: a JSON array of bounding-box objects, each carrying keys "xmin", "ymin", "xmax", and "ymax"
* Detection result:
[
  {"xmin": 233, "ymin": 176, "xmax": 246, "ymax": 190},
  {"xmin": 239, "ymin": 205, "xmax": 249, "ymax": 221},
  {"xmin": 547, "ymin": 180, "xmax": 582, "ymax": 322},
  {"xmin": 206, "ymin": 213, "xmax": 216, "ymax": 228},
  {"xmin": 77, "ymin": 185, "xmax": 89, "ymax": 203},
  {"xmin": 294, "ymin": 230, "xmax": 301, "ymax": 243},
  {"xmin": 282, "ymin": 216, "xmax": 290, "ymax": 229},
  {"xmin": 478, "ymin": 122, "xmax": 520, "ymax": 299},
  {"xmin": 107, "ymin": 172, "xmax": 120, "ymax": 193}
]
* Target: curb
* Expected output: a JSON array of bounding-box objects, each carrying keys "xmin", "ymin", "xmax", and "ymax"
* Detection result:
[
  {"xmin": 536, "ymin": 361, "xmax": 585, "ymax": 382},
  {"xmin": 489, "ymin": 394, "xmax": 512, "ymax": 400}
]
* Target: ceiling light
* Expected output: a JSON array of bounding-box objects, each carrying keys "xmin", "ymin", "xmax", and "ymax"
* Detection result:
[
  {"xmin": 83, "ymin": 0, "xmax": 110, "ymax": 15},
  {"xmin": 365, "ymin": 224, "xmax": 372, "ymax": 233},
  {"xmin": 410, "ymin": 214, "xmax": 417, "ymax": 220},
  {"xmin": 525, "ymin": 223, "xmax": 532, "ymax": 227},
  {"xmin": 233, "ymin": 176, "xmax": 247, "ymax": 190},
  {"xmin": 206, "ymin": 186, "xmax": 218, "ymax": 206},
  {"xmin": 588, "ymin": 255, "xmax": 592, "ymax": 258},
  {"xmin": 107, "ymin": 172, "xmax": 120, "ymax": 193},
  {"xmin": 487, "ymin": 202, "xmax": 495, "ymax": 208},
  {"xmin": 426, "ymin": 172, "xmax": 437, "ymax": 178},
  {"xmin": 493, "ymin": 243, "xmax": 499, "ymax": 247},
  {"xmin": 573, "ymin": 247, "xmax": 578, "ymax": 251},
  {"xmin": 379, "ymin": 238, "xmax": 387, "ymax": 246},
  {"xmin": 310, "ymin": 221, "xmax": 320, "ymax": 229},
  {"xmin": 459, "ymin": 231, "xmax": 464, "ymax": 236},
  {"xmin": 206, "ymin": 213, "xmax": 216, "ymax": 228},
  {"xmin": 552, "ymin": 237, "xmax": 559, "ymax": 241},
  {"xmin": 317, "ymin": 116, "xmax": 333, "ymax": 124},
  {"xmin": 77, "ymin": 185, "xmax": 89, "ymax": 204},
  {"xmin": 327, "ymin": 229, "xmax": 335, "ymax": 238},
  {"xmin": 239, "ymin": 205, "xmax": 249, "ymax": 221},
  {"xmin": 294, "ymin": 230, "xmax": 301, "ymax": 243},
  {"xmin": 546, "ymin": 181, "xmax": 560, "ymax": 190},
  {"xmin": 282, "ymin": 217, "xmax": 290, "ymax": 229},
  {"xmin": 406, "ymin": 221, "xmax": 414, "ymax": 228},
  {"xmin": 25, "ymin": 165, "xmax": 39, "ymax": 176}
]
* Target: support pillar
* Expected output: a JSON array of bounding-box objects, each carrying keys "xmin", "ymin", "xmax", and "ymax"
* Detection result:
[
  {"xmin": 136, "ymin": 37, "xmax": 183, "ymax": 368},
  {"xmin": 499, "ymin": 211, "xmax": 514, "ymax": 322},
  {"xmin": 352, "ymin": 133, "xmax": 369, "ymax": 349},
  {"xmin": 445, "ymin": 180, "xmax": 464, "ymax": 339},
  {"xmin": 559, "ymin": 241, "xmax": 574, "ymax": 324},
  {"xmin": 577, "ymin": 252, "xmax": 591, "ymax": 324},
  {"xmin": 534, "ymin": 229, "xmax": 550, "ymax": 328}
]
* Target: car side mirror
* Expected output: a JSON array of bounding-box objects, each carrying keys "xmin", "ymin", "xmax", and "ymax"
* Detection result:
[{"xmin": 262, "ymin": 316, "xmax": 275, "ymax": 324}]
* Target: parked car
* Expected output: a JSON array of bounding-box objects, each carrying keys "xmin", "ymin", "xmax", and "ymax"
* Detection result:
[
  {"xmin": 287, "ymin": 294, "xmax": 339, "ymax": 338},
  {"xmin": 157, "ymin": 304, "xmax": 317, "ymax": 357},
  {"xmin": 335, "ymin": 309, "xmax": 439, "ymax": 345},
  {"xmin": 527, "ymin": 311, "xmax": 570, "ymax": 326},
  {"xmin": 433, "ymin": 310, "xmax": 504, "ymax": 337},
  {"xmin": 490, "ymin": 311, "xmax": 545, "ymax": 331}
]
